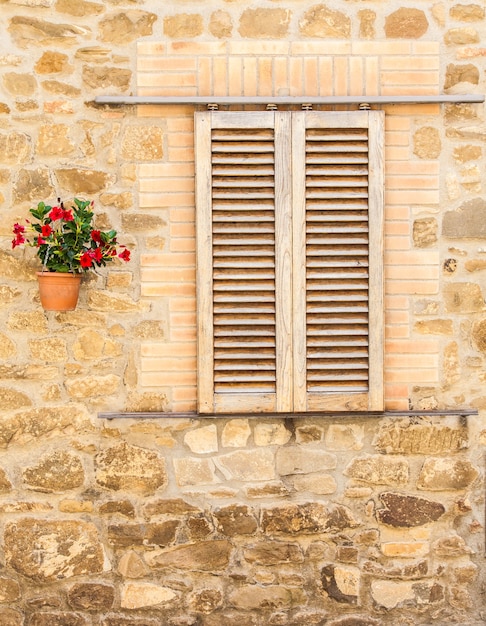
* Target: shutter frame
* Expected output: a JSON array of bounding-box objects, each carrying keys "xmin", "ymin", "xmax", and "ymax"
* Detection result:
[
  {"xmin": 195, "ymin": 110, "xmax": 384, "ymax": 414},
  {"xmin": 195, "ymin": 112, "xmax": 215, "ymax": 413},
  {"xmin": 297, "ymin": 110, "xmax": 385, "ymax": 411},
  {"xmin": 196, "ymin": 111, "xmax": 282, "ymax": 413}
]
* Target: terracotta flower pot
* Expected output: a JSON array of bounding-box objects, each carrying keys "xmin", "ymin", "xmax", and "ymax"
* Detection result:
[{"xmin": 36, "ymin": 271, "xmax": 82, "ymax": 311}]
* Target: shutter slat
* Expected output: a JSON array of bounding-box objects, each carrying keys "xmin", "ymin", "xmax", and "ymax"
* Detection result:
[
  {"xmin": 213, "ymin": 156, "xmax": 275, "ymax": 165},
  {"xmin": 306, "ymin": 190, "xmax": 369, "ymax": 198},
  {"xmin": 213, "ymin": 191, "xmax": 275, "ymax": 199},
  {"xmin": 214, "ymin": 339, "xmax": 275, "ymax": 346},
  {"xmin": 215, "ymin": 348, "xmax": 275, "ymax": 358},
  {"xmin": 306, "ymin": 201, "xmax": 369, "ymax": 210},
  {"xmin": 307, "ymin": 167, "xmax": 369, "ymax": 175}
]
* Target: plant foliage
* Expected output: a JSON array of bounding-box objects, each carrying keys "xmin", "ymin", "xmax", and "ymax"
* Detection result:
[{"xmin": 12, "ymin": 198, "xmax": 130, "ymax": 273}]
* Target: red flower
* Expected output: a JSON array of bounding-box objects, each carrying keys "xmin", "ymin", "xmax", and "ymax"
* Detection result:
[
  {"xmin": 93, "ymin": 247, "xmax": 103, "ymax": 262},
  {"xmin": 41, "ymin": 224, "xmax": 52, "ymax": 237},
  {"xmin": 118, "ymin": 248, "xmax": 131, "ymax": 262},
  {"xmin": 62, "ymin": 209, "xmax": 74, "ymax": 222},
  {"xmin": 13, "ymin": 223, "xmax": 25, "ymax": 235},
  {"xmin": 80, "ymin": 251, "xmax": 93, "ymax": 268},
  {"xmin": 91, "ymin": 230, "xmax": 102, "ymax": 243},
  {"xmin": 11, "ymin": 234, "xmax": 25, "ymax": 248},
  {"xmin": 49, "ymin": 206, "xmax": 64, "ymax": 221},
  {"xmin": 37, "ymin": 236, "xmax": 46, "ymax": 246}
]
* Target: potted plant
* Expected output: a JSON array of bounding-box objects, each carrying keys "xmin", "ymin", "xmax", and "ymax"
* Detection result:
[{"xmin": 12, "ymin": 197, "xmax": 130, "ymax": 311}]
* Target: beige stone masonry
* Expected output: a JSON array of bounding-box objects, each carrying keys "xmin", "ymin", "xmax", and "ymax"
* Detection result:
[{"xmin": 0, "ymin": 2, "xmax": 485, "ymax": 622}]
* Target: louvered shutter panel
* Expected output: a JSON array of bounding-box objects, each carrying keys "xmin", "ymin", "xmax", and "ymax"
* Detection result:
[
  {"xmin": 195, "ymin": 111, "xmax": 292, "ymax": 413},
  {"xmin": 293, "ymin": 111, "xmax": 384, "ymax": 411}
]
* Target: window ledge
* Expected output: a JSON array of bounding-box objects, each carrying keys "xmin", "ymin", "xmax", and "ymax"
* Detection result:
[{"xmin": 98, "ymin": 409, "xmax": 478, "ymax": 420}]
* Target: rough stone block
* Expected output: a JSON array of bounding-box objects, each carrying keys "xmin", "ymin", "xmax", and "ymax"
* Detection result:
[
  {"xmin": 414, "ymin": 319, "xmax": 453, "ymax": 335},
  {"xmin": 376, "ymin": 492, "xmax": 445, "ymax": 527},
  {"xmin": 229, "ymin": 585, "xmax": 305, "ymax": 610},
  {"xmin": 5, "ymin": 519, "xmax": 107, "ymax": 582},
  {"xmin": 213, "ymin": 504, "xmax": 257, "ymax": 536},
  {"xmin": 0, "ymin": 131, "xmax": 31, "ymax": 165},
  {"xmin": 143, "ymin": 498, "xmax": 199, "ymax": 518},
  {"xmin": 0, "ymin": 387, "xmax": 31, "ymax": 410},
  {"xmin": 344, "ymin": 455, "xmax": 409, "ymax": 485},
  {"xmin": 433, "ymin": 534, "xmax": 474, "ymax": 557},
  {"xmin": 108, "ymin": 521, "xmax": 178, "ymax": 547},
  {"xmin": 445, "ymin": 63, "xmax": 480, "ymax": 88},
  {"xmin": 385, "ymin": 8, "xmax": 428, "ymax": 38},
  {"xmin": 221, "ymin": 419, "xmax": 251, "ymax": 447},
  {"xmin": 215, "ymin": 448, "xmax": 276, "ymax": 481},
  {"xmin": 55, "ymin": 168, "xmax": 112, "ymax": 194},
  {"xmin": 413, "ymin": 127, "xmax": 441, "ymax": 159},
  {"xmin": 239, "ymin": 8, "xmax": 290, "ymax": 38},
  {"xmin": 96, "ymin": 442, "xmax": 167, "ymax": 494},
  {"xmin": 117, "ymin": 550, "xmax": 148, "ymax": 579},
  {"xmin": 82, "ymin": 66, "xmax": 131, "ymax": 91},
  {"xmin": 380, "ymin": 542, "xmax": 429, "ymax": 559},
  {"xmin": 25, "ymin": 614, "xmax": 88, "ymax": 626},
  {"xmin": 450, "ymin": 4, "xmax": 485, "ymax": 21},
  {"xmin": 184, "ymin": 424, "xmax": 218, "ymax": 453},
  {"xmin": 99, "ymin": 500, "xmax": 135, "ymax": 518},
  {"xmin": 262, "ymin": 502, "xmax": 358, "ymax": 534},
  {"xmin": 0, "ymin": 608, "xmax": 23, "ymax": 626},
  {"xmin": 472, "ymin": 319, "xmax": 486, "ymax": 352},
  {"xmin": 210, "ymin": 10, "xmax": 232, "ymax": 39},
  {"xmin": 243, "ymin": 540, "xmax": 304, "ymax": 565},
  {"xmin": 120, "ymin": 582, "xmax": 177, "ymax": 609},
  {"xmin": 417, "ymin": 458, "xmax": 479, "ymax": 491},
  {"xmin": 443, "ymin": 198, "xmax": 486, "ymax": 239},
  {"xmin": 86, "ymin": 290, "xmax": 149, "ymax": 312},
  {"xmin": 413, "ymin": 217, "xmax": 438, "ymax": 247},
  {"xmin": 0, "ymin": 405, "xmax": 92, "ymax": 448},
  {"xmin": 300, "ymin": 6, "xmax": 350, "ymax": 38},
  {"xmin": 164, "ymin": 14, "xmax": 203, "ymax": 39},
  {"xmin": 68, "ymin": 583, "xmax": 115, "ymax": 611},
  {"xmin": 189, "ymin": 588, "xmax": 223, "ymax": 614},
  {"xmin": 99, "ymin": 11, "xmax": 157, "ymax": 44},
  {"xmin": 0, "ymin": 577, "xmax": 21, "ymax": 603},
  {"xmin": 276, "ymin": 447, "xmax": 336, "ymax": 475},
  {"xmin": 374, "ymin": 420, "xmax": 468, "ymax": 454},
  {"xmin": 254, "ymin": 421, "xmax": 291, "ymax": 445},
  {"xmin": 121, "ymin": 126, "xmax": 163, "ymax": 161},
  {"xmin": 295, "ymin": 424, "xmax": 324, "ymax": 444},
  {"xmin": 22, "ymin": 451, "xmax": 84, "ymax": 492},
  {"xmin": 444, "ymin": 282, "xmax": 486, "ymax": 313},
  {"xmin": 325, "ymin": 424, "xmax": 363, "ymax": 450},
  {"xmin": 145, "ymin": 539, "xmax": 232, "ymax": 571},
  {"xmin": 174, "ymin": 457, "xmax": 218, "ymax": 486},
  {"xmin": 66, "ymin": 374, "xmax": 120, "ymax": 399},
  {"xmin": 291, "ymin": 473, "xmax": 337, "ymax": 494},
  {"xmin": 321, "ymin": 564, "xmax": 359, "ymax": 605}
]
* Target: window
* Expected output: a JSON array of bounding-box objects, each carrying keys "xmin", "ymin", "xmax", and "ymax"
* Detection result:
[{"xmin": 195, "ymin": 110, "xmax": 384, "ymax": 414}]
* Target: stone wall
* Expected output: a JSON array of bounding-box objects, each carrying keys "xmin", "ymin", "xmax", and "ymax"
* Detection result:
[{"xmin": 0, "ymin": 1, "xmax": 485, "ymax": 624}]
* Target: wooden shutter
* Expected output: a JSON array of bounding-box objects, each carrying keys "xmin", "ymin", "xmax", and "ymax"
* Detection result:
[
  {"xmin": 195, "ymin": 111, "xmax": 292, "ymax": 413},
  {"xmin": 292, "ymin": 111, "xmax": 384, "ymax": 411},
  {"xmin": 196, "ymin": 110, "xmax": 384, "ymax": 414}
]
